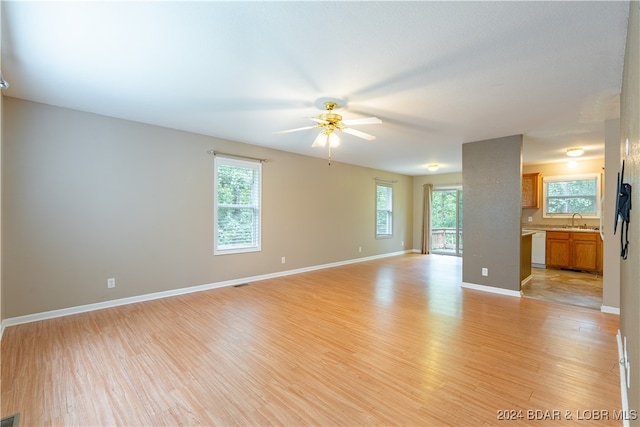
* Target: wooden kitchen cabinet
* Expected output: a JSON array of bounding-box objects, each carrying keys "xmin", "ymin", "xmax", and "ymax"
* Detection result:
[
  {"xmin": 522, "ymin": 173, "xmax": 541, "ymax": 209},
  {"xmin": 546, "ymin": 231, "xmax": 602, "ymax": 273},
  {"xmin": 546, "ymin": 231, "xmax": 570, "ymax": 267},
  {"xmin": 572, "ymin": 233, "xmax": 600, "ymax": 271}
]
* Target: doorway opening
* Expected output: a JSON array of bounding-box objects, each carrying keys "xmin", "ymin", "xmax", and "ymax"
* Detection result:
[{"xmin": 431, "ymin": 188, "xmax": 463, "ymax": 256}]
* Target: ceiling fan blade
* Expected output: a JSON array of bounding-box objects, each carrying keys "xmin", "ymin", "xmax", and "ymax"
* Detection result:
[
  {"xmin": 273, "ymin": 125, "xmax": 318, "ymax": 135},
  {"xmin": 341, "ymin": 117, "xmax": 382, "ymax": 126},
  {"xmin": 342, "ymin": 127, "xmax": 376, "ymax": 141},
  {"xmin": 309, "ymin": 117, "xmax": 330, "ymax": 125}
]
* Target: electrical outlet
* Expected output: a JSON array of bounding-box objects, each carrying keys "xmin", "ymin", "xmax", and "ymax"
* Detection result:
[
  {"xmin": 528, "ymin": 216, "xmax": 533, "ymax": 222},
  {"xmin": 107, "ymin": 278, "xmax": 116, "ymax": 288},
  {"xmin": 481, "ymin": 268, "xmax": 488, "ymax": 277},
  {"xmin": 358, "ymin": 246, "xmax": 362, "ymax": 253},
  {"xmin": 281, "ymin": 256, "xmax": 286, "ymax": 264},
  {"xmin": 401, "ymin": 241, "xmax": 404, "ymax": 247}
]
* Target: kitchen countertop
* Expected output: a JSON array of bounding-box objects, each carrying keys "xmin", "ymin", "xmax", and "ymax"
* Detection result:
[{"xmin": 522, "ymin": 226, "xmax": 600, "ymax": 233}]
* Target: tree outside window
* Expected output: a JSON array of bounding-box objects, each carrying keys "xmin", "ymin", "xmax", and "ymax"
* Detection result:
[
  {"xmin": 543, "ymin": 174, "xmax": 601, "ymax": 218},
  {"xmin": 214, "ymin": 157, "xmax": 261, "ymax": 254},
  {"xmin": 376, "ymin": 184, "xmax": 393, "ymax": 237}
]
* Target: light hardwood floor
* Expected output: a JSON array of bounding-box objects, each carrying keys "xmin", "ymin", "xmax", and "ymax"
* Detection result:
[{"xmin": 1, "ymin": 254, "xmax": 621, "ymax": 426}]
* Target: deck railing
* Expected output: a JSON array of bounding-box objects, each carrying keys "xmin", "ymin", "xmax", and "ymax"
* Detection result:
[{"xmin": 431, "ymin": 227, "xmax": 463, "ymax": 252}]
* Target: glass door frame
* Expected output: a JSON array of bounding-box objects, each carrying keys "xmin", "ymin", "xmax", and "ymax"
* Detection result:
[{"xmin": 430, "ymin": 186, "xmax": 463, "ymax": 256}]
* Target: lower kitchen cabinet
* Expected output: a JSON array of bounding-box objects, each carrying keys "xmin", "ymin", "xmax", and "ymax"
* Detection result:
[
  {"xmin": 546, "ymin": 231, "xmax": 602, "ymax": 273},
  {"xmin": 546, "ymin": 232, "xmax": 570, "ymax": 267}
]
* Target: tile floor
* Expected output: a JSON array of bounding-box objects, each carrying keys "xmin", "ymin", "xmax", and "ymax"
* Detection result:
[{"xmin": 521, "ymin": 267, "xmax": 603, "ymax": 310}]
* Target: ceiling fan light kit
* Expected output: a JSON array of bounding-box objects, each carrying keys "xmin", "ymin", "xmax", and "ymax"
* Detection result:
[
  {"xmin": 275, "ymin": 99, "xmax": 381, "ymax": 164},
  {"xmin": 312, "ymin": 129, "xmax": 340, "ymax": 148}
]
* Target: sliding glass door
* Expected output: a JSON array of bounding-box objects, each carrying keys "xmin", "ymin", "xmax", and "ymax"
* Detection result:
[{"xmin": 431, "ymin": 188, "xmax": 463, "ymax": 256}]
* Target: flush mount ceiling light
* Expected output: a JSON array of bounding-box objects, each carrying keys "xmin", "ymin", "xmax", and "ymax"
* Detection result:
[
  {"xmin": 427, "ymin": 163, "xmax": 440, "ymax": 172},
  {"xmin": 566, "ymin": 147, "xmax": 584, "ymax": 157}
]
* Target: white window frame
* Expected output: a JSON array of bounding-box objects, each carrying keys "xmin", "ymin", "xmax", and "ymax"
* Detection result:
[
  {"xmin": 542, "ymin": 173, "xmax": 601, "ymax": 219},
  {"xmin": 213, "ymin": 156, "xmax": 262, "ymax": 255},
  {"xmin": 376, "ymin": 183, "xmax": 393, "ymax": 238}
]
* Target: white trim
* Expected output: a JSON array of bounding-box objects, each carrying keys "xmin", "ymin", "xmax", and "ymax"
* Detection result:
[
  {"xmin": 601, "ymin": 305, "xmax": 621, "ymax": 315},
  {"xmin": 461, "ymin": 282, "xmax": 522, "ymax": 298},
  {"xmin": 0, "ymin": 250, "xmax": 411, "ymax": 330},
  {"xmin": 375, "ymin": 183, "xmax": 393, "ymax": 238},
  {"xmin": 433, "ymin": 184, "xmax": 463, "ymax": 191},
  {"xmin": 616, "ymin": 330, "xmax": 630, "ymax": 427}
]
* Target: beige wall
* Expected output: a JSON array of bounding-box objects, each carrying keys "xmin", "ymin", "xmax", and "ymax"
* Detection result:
[
  {"xmin": 0, "ymin": 94, "xmax": 2, "ymax": 332},
  {"xmin": 603, "ymin": 119, "xmax": 621, "ymax": 310},
  {"xmin": 0, "ymin": 4, "xmax": 3, "ymax": 333},
  {"xmin": 462, "ymin": 135, "xmax": 522, "ymax": 292},
  {"xmin": 1, "ymin": 98, "xmax": 413, "ymax": 319},
  {"xmin": 620, "ymin": 0, "xmax": 639, "ymax": 419}
]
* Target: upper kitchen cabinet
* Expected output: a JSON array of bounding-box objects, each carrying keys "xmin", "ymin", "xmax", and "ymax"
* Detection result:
[{"xmin": 522, "ymin": 173, "xmax": 541, "ymax": 209}]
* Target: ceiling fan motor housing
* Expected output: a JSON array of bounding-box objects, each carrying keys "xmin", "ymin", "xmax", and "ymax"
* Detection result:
[{"xmin": 320, "ymin": 112, "xmax": 343, "ymax": 126}]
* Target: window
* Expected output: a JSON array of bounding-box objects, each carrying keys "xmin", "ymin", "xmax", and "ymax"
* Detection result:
[
  {"xmin": 543, "ymin": 173, "xmax": 601, "ymax": 218},
  {"xmin": 214, "ymin": 156, "xmax": 261, "ymax": 255},
  {"xmin": 431, "ymin": 188, "xmax": 463, "ymax": 256},
  {"xmin": 376, "ymin": 184, "xmax": 393, "ymax": 237}
]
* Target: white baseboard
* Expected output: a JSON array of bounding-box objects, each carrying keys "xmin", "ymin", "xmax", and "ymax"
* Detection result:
[
  {"xmin": 601, "ymin": 305, "xmax": 621, "ymax": 315},
  {"xmin": 461, "ymin": 282, "xmax": 522, "ymax": 298},
  {"xmin": 1, "ymin": 250, "xmax": 412, "ymax": 330}
]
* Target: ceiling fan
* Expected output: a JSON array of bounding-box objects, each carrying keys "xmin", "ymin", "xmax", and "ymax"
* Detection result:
[{"xmin": 274, "ymin": 100, "xmax": 382, "ymax": 164}]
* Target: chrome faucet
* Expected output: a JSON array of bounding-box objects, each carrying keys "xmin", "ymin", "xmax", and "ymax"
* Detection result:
[{"xmin": 571, "ymin": 213, "xmax": 583, "ymax": 228}]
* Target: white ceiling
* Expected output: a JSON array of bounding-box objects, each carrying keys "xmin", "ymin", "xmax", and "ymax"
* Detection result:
[{"xmin": 1, "ymin": 1, "xmax": 630, "ymax": 176}]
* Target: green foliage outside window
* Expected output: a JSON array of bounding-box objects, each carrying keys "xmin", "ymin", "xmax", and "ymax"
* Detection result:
[
  {"xmin": 215, "ymin": 159, "xmax": 261, "ymax": 253},
  {"xmin": 376, "ymin": 184, "xmax": 393, "ymax": 236},
  {"xmin": 431, "ymin": 189, "xmax": 463, "ymax": 253},
  {"xmin": 431, "ymin": 190, "xmax": 458, "ymax": 228},
  {"xmin": 545, "ymin": 176, "xmax": 598, "ymax": 216}
]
